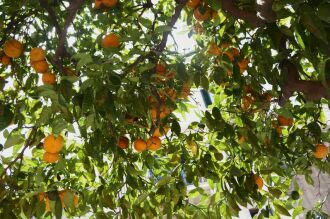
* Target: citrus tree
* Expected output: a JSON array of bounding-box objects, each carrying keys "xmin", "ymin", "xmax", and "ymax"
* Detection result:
[{"xmin": 1, "ymin": 0, "xmax": 330, "ymax": 218}]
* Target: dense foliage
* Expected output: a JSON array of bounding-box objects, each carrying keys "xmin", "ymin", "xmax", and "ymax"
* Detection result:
[{"xmin": 0, "ymin": 0, "xmax": 330, "ymax": 218}]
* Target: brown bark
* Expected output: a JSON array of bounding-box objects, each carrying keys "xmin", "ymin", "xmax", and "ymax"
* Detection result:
[{"xmin": 280, "ymin": 60, "xmax": 330, "ymax": 105}]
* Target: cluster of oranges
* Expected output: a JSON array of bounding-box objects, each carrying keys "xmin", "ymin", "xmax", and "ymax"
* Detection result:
[
  {"xmin": 94, "ymin": 0, "xmax": 117, "ymax": 9},
  {"xmin": 30, "ymin": 47, "xmax": 57, "ymax": 85},
  {"xmin": 187, "ymin": 0, "xmax": 218, "ymax": 22},
  {"xmin": 43, "ymin": 134, "xmax": 64, "ymax": 163},
  {"xmin": 207, "ymin": 42, "xmax": 249, "ymax": 75},
  {"xmin": 117, "ymin": 135, "xmax": 164, "ymax": 152},
  {"xmin": 241, "ymin": 85, "xmax": 272, "ymax": 111},
  {"xmin": 1, "ymin": 39, "xmax": 24, "ymax": 66},
  {"xmin": 38, "ymin": 190, "xmax": 78, "ymax": 212}
]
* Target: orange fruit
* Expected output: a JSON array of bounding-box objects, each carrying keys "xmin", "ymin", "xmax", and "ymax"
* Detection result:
[
  {"xmin": 207, "ymin": 42, "xmax": 221, "ymax": 56},
  {"xmin": 4, "ymin": 39, "xmax": 23, "ymax": 58},
  {"xmin": 30, "ymin": 48, "xmax": 46, "ymax": 62},
  {"xmin": 147, "ymin": 136, "xmax": 161, "ymax": 151},
  {"xmin": 224, "ymin": 48, "xmax": 240, "ymax": 61},
  {"xmin": 178, "ymin": 82, "xmax": 191, "ymax": 99},
  {"xmin": 1, "ymin": 55, "xmax": 10, "ymax": 65},
  {"xmin": 314, "ymin": 144, "xmax": 328, "ymax": 159},
  {"xmin": 253, "ymin": 175, "xmax": 263, "ymax": 190},
  {"xmin": 43, "ymin": 134, "xmax": 64, "ymax": 153},
  {"xmin": 134, "ymin": 139, "xmax": 147, "ymax": 152},
  {"xmin": 238, "ymin": 58, "xmax": 249, "ymax": 73},
  {"xmin": 102, "ymin": 33, "xmax": 120, "ymax": 48},
  {"xmin": 31, "ymin": 60, "xmax": 49, "ymax": 73},
  {"xmin": 242, "ymin": 95, "xmax": 254, "ymax": 110},
  {"xmin": 166, "ymin": 71, "xmax": 176, "ymax": 79},
  {"xmin": 38, "ymin": 192, "xmax": 46, "ymax": 202},
  {"xmin": 193, "ymin": 7, "xmax": 211, "ymax": 21},
  {"xmin": 102, "ymin": 0, "xmax": 117, "ymax": 7},
  {"xmin": 94, "ymin": 0, "xmax": 102, "ymax": 8},
  {"xmin": 278, "ymin": 115, "xmax": 293, "ymax": 126},
  {"xmin": 118, "ymin": 136, "xmax": 129, "ymax": 149},
  {"xmin": 159, "ymin": 88, "xmax": 177, "ymax": 101},
  {"xmin": 59, "ymin": 190, "xmax": 79, "ymax": 208},
  {"xmin": 150, "ymin": 104, "xmax": 172, "ymax": 120},
  {"xmin": 186, "ymin": 0, "xmax": 201, "ymax": 9},
  {"xmin": 73, "ymin": 194, "xmax": 79, "ymax": 207},
  {"xmin": 153, "ymin": 125, "xmax": 170, "ymax": 137},
  {"xmin": 42, "ymin": 72, "xmax": 56, "ymax": 85},
  {"xmin": 43, "ymin": 152, "xmax": 59, "ymax": 163},
  {"xmin": 59, "ymin": 190, "xmax": 66, "ymax": 207},
  {"xmin": 194, "ymin": 22, "xmax": 203, "ymax": 35},
  {"xmin": 238, "ymin": 136, "xmax": 245, "ymax": 144},
  {"xmin": 156, "ymin": 63, "xmax": 166, "ymax": 75},
  {"xmin": 45, "ymin": 196, "xmax": 51, "ymax": 212}
]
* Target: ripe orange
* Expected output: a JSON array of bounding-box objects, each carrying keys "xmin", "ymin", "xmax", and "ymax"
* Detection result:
[
  {"xmin": 38, "ymin": 192, "xmax": 46, "ymax": 202},
  {"xmin": 166, "ymin": 71, "xmax": 176, "ymax": 79},
  {"xmin": 44, "ymin": 134, "xmax": 64, "ymax": 153},
  {"xmin": 314, "ymin": 144, "xmax": 328, "ymax": 159},
  {"xmin": 178, "ymin": 82, "xmax": 191, "ymax": 99},
  {"xmin": 95, "ymin": 0, "xmax": 102, "ymax": 8},
  {"xmin": 186, "ymin": 0, "xmax": 201, "ymax": 9},
  {"xmin": 207, "ymin": 42, "xmax": 221, "ymax": 56},
  {"xmin": 1, "ymin": 55, "xmax": 10, "ymax": 65},
  {"xmin": 242, "ymin": 95, "xmax": 254, "ymax": 110},
  {"xmin": 118, "ymin": 136, "xmax": 129, "ymax": 149},
  {"xmin": 42, "ymin": 72, "xmax": 56, "ymax": 85},
  {"xmin": 102, "ymin": 33, "xmax": 120, "ymax": 48},
  {"xmin": 4, "ymin": 39, "xmax": 23, "ymax": 58},
  {"xmin": 253, "ymin": 174, "xmax": 263, "ymax": 190},
  {"xmin": 134, "ymin": 139, "xmax": 147, "ymax": 152},
  {"xmin": 150, "ymin": 104, "xmax": 172, "ymax": 120},
  {"xmin": 45, "ymin": 196, "xmax": 51, "ymax": 212},
  {"xmin": 59, "ymin": 190, "xmax": 79, "ymax": 208},
  {"xmin": 224, "ymin": 48, "xmax": 240, "ymax": 61},
  {"xmin": 30, "ymin": 48, "xmax": 46, "ymax": 62},
  {"xmin": 194, "ymin": 22, "xmax": 203, "ymax": 35},
  {"xmin": 278, "ymin": 115, "xmax": 293, "ymax": 126},
  {"xmin": 102, "ymin": 0, "xmax": 117, "ymax": 7},
  {"xmin": 238, "ymin": 58, "xmax": 249, "ymax": 73},
  {"xmin": 159, "ymin": 88, "xmax": 177, "ymax": 101},
  {"xmin": 43, "ymin": 152, "xmax": 59, "ymax": 163},
  {"xmin": 31, "ymin": 60, "xmax": 49, "ymax": 73},
  {"xmin": 193, "ymin": 6, "xmax": 211, "ymax": 21},
  {"xmin": 156, "ymin": 63, "xmax": 166, "ymax": 75},
  {"xmin": 238, "ymin": 136, "xmax": 245, "ymax": 144},
  {"xmin": 147, "ymin": 136, "xmax": 161, "ymax": 151},
  {"xmin": 153, "ymin": 125, "xmax": 170, "ymax": 137}
]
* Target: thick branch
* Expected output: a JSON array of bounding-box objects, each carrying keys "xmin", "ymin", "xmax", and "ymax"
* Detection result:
[
  {"xmin": 155, "ymin": 0, "xmax": 188, "ymax": 53},
  {"xmin": 54, "ymin": 0, "xmax": 84, "ymax": 63},
  {"xmin": 220, "ymin": 0, "xmax": 275, "ymax": 27},
  {"xmin": 280, "ymin": 60, "xmax": 330, "ymax": 105},
  {"xmin": 39, "ymin": 0, "xmax": 62, "ymax": 36}
]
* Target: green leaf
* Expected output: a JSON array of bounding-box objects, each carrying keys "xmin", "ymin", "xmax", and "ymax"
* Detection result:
[
  {"xmin": 73, "ymin": 53, "xmax": 93, "ymax": 70},
  {"xmin": 292, "ymin": 206, "xmax": 304, "ymax": 219},
  {"xmin": 4, "ymin": 133, "xmax": 24, "ymax": 149},
  {"xmin": 208, "ymin": 0, "xmax": 221, "ymax": 10},
  {"xmin": 156, "ymin": 176, "xmax": 173, "ymax": 187},
  {"xmin": 301, "ymin": 14, "xmax": 328, "ymax": 44},
  {"xmin": 268, "ymin": 187, "xmax": 282, "ymax": 198},
  {"xmin": 135, "ymin": 193, "xmax": 148, "ymax": 205},
  {"xmin": 171, "ymin": 120, "xmax": 181, "ymax": 136},
  {"xmin": 274, "ymin": 203, "xmax": 291, "ymax": 216}
]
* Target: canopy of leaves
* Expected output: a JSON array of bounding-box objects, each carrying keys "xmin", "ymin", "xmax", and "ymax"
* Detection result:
[{"xmin": 0, "ymin": 0, "xmax": 330, "ymax": 218}]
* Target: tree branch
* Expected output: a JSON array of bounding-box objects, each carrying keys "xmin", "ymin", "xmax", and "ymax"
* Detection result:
[
  {"xmin": 54, "ymin": 0, "xmax": 84, "ymax": 63},
  {"xmin": 39, "ymin": 0, "xmax": 62, "ymax": 36},
  {"xmin": 0, "ymin": 126, "xmax": 37, "ymax": 178},
  {"xmin": 155, "ymin": 0, "xmax": 188, "ymax": 53},
  {"xmin": 219, "ymin": 0, "xmax": 275, "ymax": 27},
  {"xmin": 280, "ymin": 60, "xmax": 330, "ymax": 105}
]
